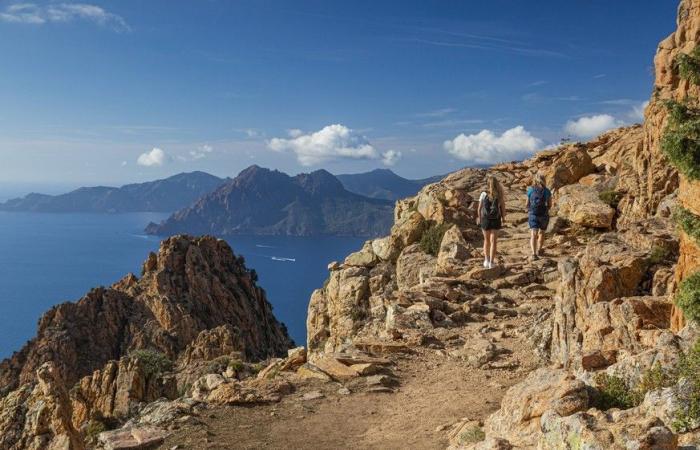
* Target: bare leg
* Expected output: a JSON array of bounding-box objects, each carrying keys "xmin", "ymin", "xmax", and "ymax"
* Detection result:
[
  {"xmin": 489, "ymin": 230, "xmax": 498, "ymax": 264},
  {"xmin": 530, "ymin": 229, "xmax": 537, "ymax": 256},
  {"xmin": 482, "ymin": 229, "xmax": 489, "ymax": 262},
  {"xmin": 537, "ymin": 230, "xmax": 545, "ymax": 255}
]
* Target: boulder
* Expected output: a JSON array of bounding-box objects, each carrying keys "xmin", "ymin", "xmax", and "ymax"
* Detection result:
[
  {"xmin": 396, "ymin": 244, "xmax": 437, "ymax": 290},
  {"xmin": 98, "ymin": 426, "xmax": 169, "ymax": 450},
  {"xmin": 557, "ymin": 184, "xmax": 615, "ymax": 229},
  {"xmin": 371, "ymin": 235, "xmax": 402, "ymax": 261},
  {"xmin": 310, "ymin": 355, "xmax": 359, "ymax": 382},
  {"xmin": 437, "ymin": 225, "xmax": 473, "ymax": 275},
  {"xmin": 344, "ymin": 241, "xmax": 379, "ymax": 267},
  {"xmin": 391, "ymin": 211, "xmax": 427, "ymax": 247},
  {"xmin": 545, "ymin": 144, "xmax": 595, "ymax": 189},
  {"xmin": 483, "ymin": 368, "xmax": 589, "ymax": 448}
]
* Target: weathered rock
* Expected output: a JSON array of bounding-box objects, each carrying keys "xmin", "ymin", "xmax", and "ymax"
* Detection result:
[
  {"xmin": 483, "ymin": 368, "xmax": 589, "ymax": 448},
  {"xmin": 344, "ymin": 241, "xmax": 379, "ymax": 267},
  {"xmin": 310, "ymin": 355, "xmax": 359, "ymax": 382},
  {"xmin": 371, "ymin": 235, "xmax": 402, "ymax": 261},
  {"xmin": 98, "ymin": 426, "xmax": 169, "ymax": 450},
  {"xmin": 296, "ymin": 363, "xmax": 332, "ymax": 382},
  {"xmin": 396, "ymin": 244, "xmax": 437, "ymax": 290},
  {"xmin": 544, "ymin": 144, "xmax": 596, "ymax": 189},
  {"xmin": 437, "ymin": 225, "xmax": 473, "ymax": 275},
  {"xmin": 557, "ymin": 184, "xmax": 615, "ymax": 229}
]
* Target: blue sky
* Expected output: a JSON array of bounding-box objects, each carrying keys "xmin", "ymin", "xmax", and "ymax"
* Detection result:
[{"xmin": 0, "ymin": 0, "xmax": 677, "ymax": 186}]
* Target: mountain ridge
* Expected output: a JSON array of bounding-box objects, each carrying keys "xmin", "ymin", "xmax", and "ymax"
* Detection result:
[{"xmin": 336, "ymin": 168, "xmax": 443, "ymax": 201}]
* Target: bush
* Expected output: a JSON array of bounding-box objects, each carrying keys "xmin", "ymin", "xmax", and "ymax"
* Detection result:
[
  {"xmin": 419, "ymin": 222, "xmax": 452, "ymax": 256},
  {"xmin": 591, "ymin": 373, "xmax": 639, "ymax": 410},
  {"xmin": 599, "ymin": 190, "xmax": 624, "ymax": 209},
  {"xmin": 674, "ymin": 340, "xmax": 700, "ymax": 431},
  {"xmin": 458, "ymin": 426, "xmax": 485, "ymax": 444},
  {"xmin": 85, "ymin": 420, "xmax": 107, "ymax": 442},
  {"xmin": 673, "ymin": 206, "xmax": 700, "ymax": 245},
  {"xmin": 130, "ymin": 349, "xmax": 173, "ymax": 379},
  {"xmin": 661, "ymin": 117, "xmax": 700, "ymax": 181},
  {"xmin": 677, "ymin": 47, "xmax": 700, "ymax": 85},
  {"xmin": 675, "ymin": 271, "xmax": 700, "ymax": 325},
  {"xmin": 648, "ymin": 245, "xmax": 670, "ymax": 265}
]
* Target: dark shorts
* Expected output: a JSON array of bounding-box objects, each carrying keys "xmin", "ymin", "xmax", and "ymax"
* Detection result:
[
  {"xmin": 528, "ymin": 214, "xmax": 549, "ymax": 230},
  {"xmin": 481, "ymin": 216, "xmax": 502, "ymax": 231}
]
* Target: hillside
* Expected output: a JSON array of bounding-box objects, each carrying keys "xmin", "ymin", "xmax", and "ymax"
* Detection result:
[
  {"xmin": 0, "ymin": 171, "xmax": 225, "ymax": 213},
  {"xmin": 146, "ymin": 165, "xmax": 395, "ymax": 237},
  {"xmin": 336, "ymin": 168, "xmax": 442, "ymax": 201}
]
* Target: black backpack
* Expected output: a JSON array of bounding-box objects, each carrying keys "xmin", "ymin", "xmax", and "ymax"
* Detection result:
[
  {"xmin": 483, "ymin": 195, "xmax": 501, "ymax": 220},
  {"xmin": 529, "ymin": 187, "xmax": 548, "ymax": 216}
]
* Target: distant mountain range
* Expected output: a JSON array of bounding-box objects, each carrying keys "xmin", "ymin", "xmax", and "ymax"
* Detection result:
[
  {"xmin": 145, "ymin": 165, "xmax": 395, "ymax": 237},
  {"xmin": 0, "ymin": 172, "xmax": 225, "ymax": 213},
  {"xmin": 336, "ymin": 169, "xmax": 443, "ymax": 201}
]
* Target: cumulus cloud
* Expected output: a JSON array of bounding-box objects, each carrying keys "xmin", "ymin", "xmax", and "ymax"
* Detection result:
[
  {"xmin": 268, "ymin": 124, "xmax": 380, "ymax": 166},
  {"xmin": 137, "ymin": 148, "xmax": 169, "ymax": 167},
  {"xmin": 382, "ymin": 150, "xmax": 402, "ymax": 166},
  {"xmin": 189, "ymin": 144, "xmax": 214, "ymax": 160},
  {"xmin": 443, "ymin": 126, "xmax": 542, "ymax": 164},
  {"xmin": 0, "ymin": 3, "xmax": 130, "ymax": 31},
  {"xmin": 564, "ymin": 114, "xmax": 624, "ymax": 139}
]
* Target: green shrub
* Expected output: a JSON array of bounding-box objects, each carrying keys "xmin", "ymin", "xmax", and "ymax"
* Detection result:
[
  {"xmin": 661, "ymin": 117, "xmax": 700, "ymax": 181},
  {"xmin": 648, "ymin": 245, "xmax": 670, "ymax": 265},
  {"xmin": 675, "ymin": 271, "xmax": 700, "ymax": 325},
  {"xmin": 677, "ymin": 47, "xmax": 700, "ymax": 84},
  {"xmin": 419, "ymin": 222, "xmax": 452, "ymax": 256},
  {"xmin": 85, "ymin": 420, "xmax": 107, "ymax": 442},
  {"xmin": 674, "ymin": 340, "xmax": 700, "ymax": 431},
  {"xmin": 637, "ymin": 363, "xmax": 676, "ymax": 399},
  {"xmin": 458, "ymin": 426, "xmax": 485, "ymax": 444},
  {"xmin": 130, "ymin": 349, "xmax": 173, "ymax": 379},
  {"xmin": 673, "ymin": 206, "xmax": 700, "ymax": 245},
  {"xmin": 592, "ymin": 373, "xmax": 639, "ymax": 410},
  {"xmin": 598, "ymin": 190, "xmax": 624, "ymax": 209}
]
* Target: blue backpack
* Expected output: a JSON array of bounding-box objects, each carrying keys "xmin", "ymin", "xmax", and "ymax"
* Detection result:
[{"xmin": 529, "ymin": 187, "xmax": 548, "ymax": 216}]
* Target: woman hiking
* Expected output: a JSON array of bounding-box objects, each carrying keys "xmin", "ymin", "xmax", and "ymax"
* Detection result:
[
  {"xmin": 526, "ymin": 172, "xmax": 552, "ymax": 260},
  {"xmin": 477, "ymin": 176, "xmax": 506, "ymax": 268}
]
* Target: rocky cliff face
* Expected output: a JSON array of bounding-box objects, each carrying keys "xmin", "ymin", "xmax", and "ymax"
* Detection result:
[{"xmin": 0, "ymin": 235, "xmax": 292, "ymax": 449}]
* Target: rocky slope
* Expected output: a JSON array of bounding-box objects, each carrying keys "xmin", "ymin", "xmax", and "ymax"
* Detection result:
[
  {"xmin": 0, "ymin": 171, "xmax": 225, "ymax": 213},
  {"xmin": 146, "ymin": 165, "xmax": 394, "ymax": 238},
  {"xmin": 336, "ymin": 168, "xmax": 443, "ymax": 201},
  {"xmin": 0, "ymin": 235, "xmax": 292, "ymax": 449}
]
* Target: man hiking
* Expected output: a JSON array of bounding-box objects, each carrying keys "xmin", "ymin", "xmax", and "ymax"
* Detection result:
[{"xmin": 526, "ymin": 172, "xmax": 552, "ymax": 260}]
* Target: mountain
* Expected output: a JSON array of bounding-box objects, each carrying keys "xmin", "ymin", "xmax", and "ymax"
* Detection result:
[
  {"xmin": 145, "ymin": 165, "xmax": 394, "ymax": 237},
  {"xmin": 336, "ymin": 168, "xmax": 443, "ymax": 201},
  {"xmin": 0, "ymin": 171, "xmax": 225, "ymax": 213}
]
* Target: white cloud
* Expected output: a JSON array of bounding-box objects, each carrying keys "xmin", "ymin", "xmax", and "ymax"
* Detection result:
[
  {"xmin": 120, "ymin": 161, "xmax": 127, "ymax": 167},
  {"xmin": 382, "ymin": 150, "xmax": 402, "ymax": 166},
  {"xmin": 0, "ymin": 3, "xmax": 129, "ymax": 31},
  {"xmin": 444, "ymin": 126, "xmax": 542, "ymax": 164},
  {"xmin": 564, "ymin": 114, "xmax": 624, "ymax": 139},
  {"xmin": 268, "ymin": 124, "xmax": 379, "ymax": 166},
  {"xmin": 628, "ymin": 101, "xmax": 650, "ymax": 122},
  {"xmin": 137, "ymin": 148, "xmax": 169, "ymax": 167},
  {"xmin": 189, "ymin": 144, "xmax": 214, "ymax": 160}
]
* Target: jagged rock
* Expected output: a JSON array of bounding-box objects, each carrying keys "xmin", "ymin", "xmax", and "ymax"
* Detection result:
[
  {"xmin": 391, "ymin": 211, "xmax": 427, "ymax": 247},
  {"xmin": 396, "ymin": 244, "xmax": 437, "ymax": 290},
  {"xmin": 544, "ymin": 144, "xmax": 596, "ymax": 189},
  {"xmin": 371, "ymin": 235, "xmax": 402, "ymax": 261},
  {"xmin": 557, "ymin": 184, "xmax": 615, "ymax": 229},
  {"xmin": 386, "ymin": 303, "xmax": 434, "ymax": 331},
  {"xmin": 98, "ymin": 426, "xmax": 169, "ymax": 450},
  {"xmin": 465, "ymin": 266, "xmax": 505, "ymax": 281},
  {"xmin": 451, "ymin": 337, "xmax": 499, "ymax": 368},
  {"xmin": 311, "ymin": 355, "xmax": 359, "ymax": 382},
  {"xmin": 344, "ymin": 241, "xmax": 379, "ymax": 267},
  {"xmin": 296, "ymin": 364, "xmax": 332, "ymax": 382},
  {"xmin": 483, "ymin": 368, "xmax": 589, "ymax": 448},
  {"xmin": 177, "ymin": 325, "xmax": 245, "ymax": 367},
  {"xmin": 437, "ymin": 225, "xmax": 473, "ymax": 275}
]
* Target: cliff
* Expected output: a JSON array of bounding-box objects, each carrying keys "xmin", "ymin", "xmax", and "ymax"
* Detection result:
[
  {"xmin": 0, "ymin": 235, "xmax": 292, "ymax": 449},
  {"xmin": 146, "ymin": 165, "xmax": 394, "ymax": 238}
]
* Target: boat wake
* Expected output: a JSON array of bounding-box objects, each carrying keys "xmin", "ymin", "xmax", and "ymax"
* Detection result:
[{"xmin": 271, "ymin": 256, "xmax": 296, "ymax": 262}]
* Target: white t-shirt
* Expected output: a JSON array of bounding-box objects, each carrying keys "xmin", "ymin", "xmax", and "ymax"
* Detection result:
[{"xmin": 479, "ymin": 191, "xmax": 487, "ymax": 202}]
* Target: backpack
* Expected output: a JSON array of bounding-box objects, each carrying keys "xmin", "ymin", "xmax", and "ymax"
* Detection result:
[
  {"xmin": 529, "ymin": 187, "xmax": 548, "ymax": 216},
  {"xmin": 483, "ymin": 195, "xmax": 501, "ymax": 220}
]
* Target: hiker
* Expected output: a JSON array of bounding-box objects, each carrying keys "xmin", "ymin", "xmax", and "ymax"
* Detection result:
[
  {"xmin": 526, "ymin": 172, "xmax": 552, "ymax": 260},
  {"xmin": 477, "ymin": 176, "xmax": 506, "ymax": 268}
]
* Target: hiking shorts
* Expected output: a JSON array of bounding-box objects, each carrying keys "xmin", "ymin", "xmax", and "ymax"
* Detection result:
[
  {"xmin": 481, "ymin": 216, "xmax": 502, "ymax": 231},
  {"xmin": 528, "ymin": 214, "xmax": 549, "ymax": 230}
]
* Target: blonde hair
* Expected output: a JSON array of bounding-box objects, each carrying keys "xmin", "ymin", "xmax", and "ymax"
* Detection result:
[
  {"xmin": 533, "ymin": 172, "xmax": 546, "ymax": 188},
  {"xmin": 487, "ymin": 176, "xmax": 506, "ymax": 213}
]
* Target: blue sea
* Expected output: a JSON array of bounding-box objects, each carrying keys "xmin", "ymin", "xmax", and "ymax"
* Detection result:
[{"xmin": 0, "ymin": 211, "xmax": 363, "ymax": 359}]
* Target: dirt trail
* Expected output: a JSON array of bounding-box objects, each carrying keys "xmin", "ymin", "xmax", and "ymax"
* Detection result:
[{"xmin": 161, "ymin": 185, "xmax": 578, "ymax": 450}]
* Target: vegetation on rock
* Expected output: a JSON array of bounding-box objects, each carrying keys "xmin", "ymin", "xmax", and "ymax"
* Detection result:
[
  {"xmin": 598, "ymin": 190, "xmax": 624, "ymax": 209},
  {"xmin": 673, "ymin": 339, "xmax": 700, "ymax": 432},
  {"xmin": 419, "ymin": 222, "xmax": 452, "ymax": 256},
  {"xmin": 675, "ymin": 271, "xmax": 700, "ymax": 324},
  {"xmin": 131, "ymin": 349, "xmax": 173, "ymax": 379},
  {"xmin": 662, "ymin": 47, "xmax": 700, "ymax": 180},
  {"xmin": 458, "ymin": 426, "xmax": 486, "ymax": 444},
  {"xmin": 673, "ymin": 205, "xmax": 700, "ymax": 245}
]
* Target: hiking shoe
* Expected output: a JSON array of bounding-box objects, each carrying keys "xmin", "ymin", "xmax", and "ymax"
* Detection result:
[
  {"xmin": 483, "ymin": 259, "xmax": 490, "ymax": 268},
  {"xmin": 487, "ymin": 261, "xmax": 494, "ymax": 269}
]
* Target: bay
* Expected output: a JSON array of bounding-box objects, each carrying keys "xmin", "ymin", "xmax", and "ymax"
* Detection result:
[{"xmin": 0, "ymin": 211, "xmax": 362, "ymax": 359}]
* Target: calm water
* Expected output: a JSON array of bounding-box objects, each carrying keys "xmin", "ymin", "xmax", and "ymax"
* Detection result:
[{"xmin": 0, "ymin": 212, "xmax": 363, "ymax": 358}]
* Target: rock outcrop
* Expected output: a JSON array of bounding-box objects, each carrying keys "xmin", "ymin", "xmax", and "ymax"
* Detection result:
[{"xmin": 0, "ymin": 235, "xmax": 292, "ymax": 449}]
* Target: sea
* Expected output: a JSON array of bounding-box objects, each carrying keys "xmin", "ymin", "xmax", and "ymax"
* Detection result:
[{"xmin": 0, "ymin": 211, "xmax": 364, "ymax": 359}]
